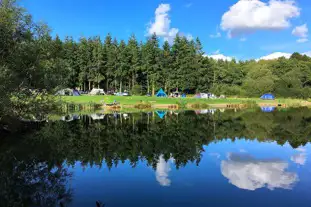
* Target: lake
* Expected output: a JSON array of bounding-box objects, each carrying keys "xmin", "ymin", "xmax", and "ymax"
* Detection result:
[{"xmin": 1, "ymin": 108, "xmax": 311, "ymax": 207}]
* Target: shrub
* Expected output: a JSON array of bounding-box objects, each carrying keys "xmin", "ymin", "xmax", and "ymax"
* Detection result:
[
  {"xmin": 134, "ymin": 101, "xmax": 152, "ymax": 109},
  {"xmin": 131, "ymin": 84, "xmax": 142, "ymax": 95},
  {"xmin": 189, "ymin": 102, "xmax": 209, "ymax": 109}
]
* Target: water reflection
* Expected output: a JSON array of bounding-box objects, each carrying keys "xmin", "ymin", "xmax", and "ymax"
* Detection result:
[
  {"xmin": 291, "ymin": 148, "xmax": 307, "ymax": 165},
  {"xmin": 156, "ymin": 155, "xmax": 172, "ymax": 187},
  {"xmin": 1, "ymin": 108, "xmax": 311, "ymax": 206},
  {"xmin": 221, "ymin": 153, "xmax": 298, "ymax": 191}
]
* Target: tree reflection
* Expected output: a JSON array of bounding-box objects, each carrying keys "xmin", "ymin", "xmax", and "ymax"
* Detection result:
[
  {"xmin": 1, "ymin": 107, "xmax": 311, "ymax": 205},
  {"xmin": 0, "ymin": 149, "xmax": 72, "ymax": 207}
]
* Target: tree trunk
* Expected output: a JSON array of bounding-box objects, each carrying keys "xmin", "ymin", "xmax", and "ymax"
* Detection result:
[
  {"xmin": 132, "ymin": 73, "xmax": 135, "ymax": 89},
  {"xmin": 106, "ymin": 79, "xmax": 109, "ymax": 92},
  {"xmin": 147, "ymin": 77, "xmax": 150, "ymax": 94},
  {"xmin": 119, "ymin": 79, "xmax": 122, "ymax": 93},
  {"xmin": 152, "ymin": 81, "xmax": 155, "ymax": 96},
  {"xmin": 88, "ymin": 81, "xmax": 91, "ymax": 91}
]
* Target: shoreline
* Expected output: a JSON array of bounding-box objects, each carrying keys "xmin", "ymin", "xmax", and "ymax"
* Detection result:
[{"xmin": 60, "ymin": 96, "xmax": 311, "ymax": 111}]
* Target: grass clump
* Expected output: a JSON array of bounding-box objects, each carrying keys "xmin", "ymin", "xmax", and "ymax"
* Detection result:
[
  {"xmin": 241, "ymin": 100, "xmax": 257, "ymax": 108},
  {"xmin": 189, "ymin": 102, "xmax": 209, "ymax": 109},
  {"xmin": 134, "ymin": 101, "xmax": 152, "ymax": 109},
  {"xmin": 176, "ymin": 100, "xmax": 187, "ymax": 109}
]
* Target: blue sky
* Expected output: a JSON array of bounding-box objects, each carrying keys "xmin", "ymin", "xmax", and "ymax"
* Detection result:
[{"xmin": 21, "ymin": 0, "xmax": 311, "ymax": 60}]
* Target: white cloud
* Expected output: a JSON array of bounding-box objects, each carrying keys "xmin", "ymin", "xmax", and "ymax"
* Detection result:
[
  {"xmin": 184, "ymin": 33, "xmax": 194, "ymax": 41},
  {"xmin": 257, "ymin": 51, "xmax": 311, "ymax": 61},
  {"xmin": 258, "ymin": 52, "xmax": 292, "ymax": 60},
  {"xmin": 210, "ymin": 32, "xmax": 221, "ymax": 38},
  {"xmin": 240, "ymin": 37, "xmax": 247, "ymax": 42},
  {"xmin": 221, "ymin": 153, "xmax": 298, "ymax": 191},
  {"xmin": 292, "ymin": 24, "xmax": 309, "ymax": 43},
  {"xmin": 207, "ymin": 54, "xmax": 233, "ymax": 61},
  {"xmin": 303, "ymin": 51, "xmax": 311, "ymax": 57},
  {"xmin": 148, "ymin": 4, "xmax": 190, "ymax": 43},
  {"xmin": 156, "ymin": 155, "xmax": 172, "ymax": 187},
  {"xmin": 221, "ymin": 0, "xmax": 300, "ymax": 37}
]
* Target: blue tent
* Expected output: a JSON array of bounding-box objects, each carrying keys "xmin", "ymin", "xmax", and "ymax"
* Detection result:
[
  {"xmin": 261, "ymin": 106, "xmax": 276, "ymax": 113},
  {"xmin": 156, "ymin": 111, "xmax": 167, "ymax": 119},
  {"xmin": 260, "ymin": 93, "xmax": 275, "ymax": 100},
  {"xmin": 73, "ymin": 89, "xmax": 81, "ymax": 96},
  {"xmin": 156, "ymin": 88, "xmax": 167, "ymax": 97}
]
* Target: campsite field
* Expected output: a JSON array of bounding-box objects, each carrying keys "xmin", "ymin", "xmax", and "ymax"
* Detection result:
[{"xmin": 60, "ymin": 95, "xmax": 309, "ymax": 108}]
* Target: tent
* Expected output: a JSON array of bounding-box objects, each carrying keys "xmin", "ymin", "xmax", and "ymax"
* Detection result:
[
  {"xmin": 156, "ymin": 111, "xmax": 167, "ymax": 119},
  {"xmin": 156, "ymin": 88, "xmax": 167, "ymax": 97},
  {"xmin": 260, "ymin": 93, "xmax": 275, "ymax": 100},
  {"xmin": 261, "ymin": 106, "xmax": 276, "ymax": 113},
  {"xmin": 73, "ymin": 89, "xmax": 81, "ymax": 96},
  {"xmin": 89, "ymin": 88, "xmax": 105, "ymax": 95},
  {"xmin": 55, "ymin": 88, "xmax": 78, "ymax": 96}
]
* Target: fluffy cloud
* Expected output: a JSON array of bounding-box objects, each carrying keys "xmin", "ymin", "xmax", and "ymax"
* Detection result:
[
  {"xmin": 221, "ymin": 0, "xmax": 300, "ymax": 37},
  {"xmin": 205, "ymin": 53, "xmax": 233, "ymax": 61},
  {"xmin": 258, "ymin": 51, "xmax": 311, "ymax": 60},
  {"xmin": 148, "ymin": 4, "xmax": 191, "ymax": 43},
  {"xmin": 303, "ymin": 51, "xmax": 311, "ymax": 57},
  {"xmin": 258, "ymin": 52, "xmax": 291, "ymax": 60},
  {"xmin": 292, "ymin": 24, "xmax": 309, "ymax": 43},
  {"xmin": 155, "ymin": 155, "xmax": 172, "ymax": 187},
  {"xmin": 205, "ymin": 50, "xmax": 234, "ymax": 61},
  {"xmin": 221, "ymin": 153, "xmax": 298, "ymax": 191}
]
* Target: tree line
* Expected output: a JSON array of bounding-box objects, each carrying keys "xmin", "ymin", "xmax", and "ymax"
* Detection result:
[{"xmin": 2, "ymin": 0, "xmax": 311, "ymax": 102}]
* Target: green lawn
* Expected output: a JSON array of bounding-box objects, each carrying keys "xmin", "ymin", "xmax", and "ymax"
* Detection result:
[{"xmin": 60, "ymin": 95, "xmax": 298, "ymax": 106}]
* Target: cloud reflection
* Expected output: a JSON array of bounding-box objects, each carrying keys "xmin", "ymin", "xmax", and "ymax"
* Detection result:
[
  {"xmin": 221, "ymin": 153, "xmax": 298, "ymax": 191},
  {"xmin": 291, "ymin": 148, "xmax": 307, "ymax": 165},
  {"xmin": 156, "ymin": 155, "xmax": 171, "ymax": 187}
]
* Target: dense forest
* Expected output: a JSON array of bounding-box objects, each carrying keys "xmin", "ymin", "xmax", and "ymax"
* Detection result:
[{"xmin": 2, "ymin": 0, "xmax": 311, "ymax": 100}]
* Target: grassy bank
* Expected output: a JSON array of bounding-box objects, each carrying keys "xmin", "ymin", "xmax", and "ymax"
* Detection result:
[{"xmin": 60, "ymin": 95, "xmax": 311, "ymax": 109}]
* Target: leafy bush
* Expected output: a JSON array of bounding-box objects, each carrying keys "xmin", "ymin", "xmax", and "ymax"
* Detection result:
[
  {"xmin": 241, "ymin": 100, "xmax": 257, "ymax": 108},
  {"xmin": 131, "ymin": 85, "xmax": 142, "ymax": 95},
  {"xmin": 134, "ymin": 101, "xmax": 152, "ymax": 109},
  {"xmin": 176, "ymin": 100, "xmax": 187, "ymax": 109},
  {"xmin": 189, "ymin": 102, "xmax": 209, "ymax": 109}
]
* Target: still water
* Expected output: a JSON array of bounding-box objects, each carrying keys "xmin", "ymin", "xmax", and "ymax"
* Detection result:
[{"xmin": 1, "ymin": 108, "xmax": 311, "ymax": 207}]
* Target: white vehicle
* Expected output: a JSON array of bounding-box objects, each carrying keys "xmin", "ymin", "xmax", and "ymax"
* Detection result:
[{"xmin": 89, "ymin": 88, "xmax": 106, "ymax": 95}]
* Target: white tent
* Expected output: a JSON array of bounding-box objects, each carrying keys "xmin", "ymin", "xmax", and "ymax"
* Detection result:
[{"xmin": 89, "ymin": 88, "xmax": 105, "ymax": 95}]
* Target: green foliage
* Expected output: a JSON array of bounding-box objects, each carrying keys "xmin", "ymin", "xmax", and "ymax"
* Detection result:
[
  {"xmin": 241, "ymin": 100, "xmax": 257, "ymax": 108},
  {"xmin": 176, "ymin": 100, "xmax": 187, "ymax": 109},
  {"xmin": 189, "ymin": 102, "xmax": 209, "ymax": 109},
  {"xmin": 133, "ymin": 101, "xmax": 152, "ymax": 109},
  {"xmin": 131, "ymin": 84, "xmax": 142, "ymax": 95}
]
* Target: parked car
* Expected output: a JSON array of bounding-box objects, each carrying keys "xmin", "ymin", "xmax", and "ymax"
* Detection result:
[{"xmin": 115, "ymin": 92, "xmax": 131, "ymax": 96}]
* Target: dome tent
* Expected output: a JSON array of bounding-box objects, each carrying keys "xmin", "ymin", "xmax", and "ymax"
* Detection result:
[
  {"xmin": 260, "ymin": 93, "xmax": 275, "ymax": 100},
  {"xmin": 156, "ymin": 88, "xmax": 167, "ymax": 97},
  {"xmin": 55, "ymin": 88, "xmax": 80, "ymax": 96}
]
